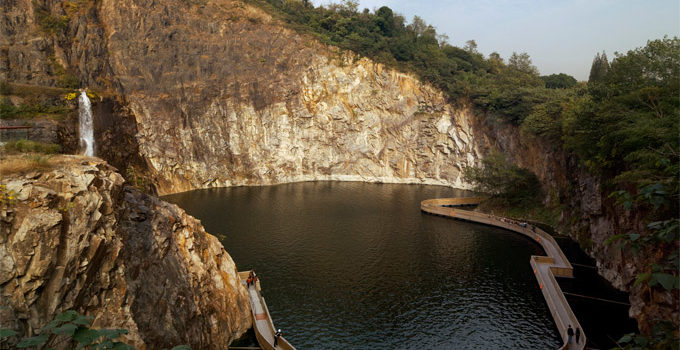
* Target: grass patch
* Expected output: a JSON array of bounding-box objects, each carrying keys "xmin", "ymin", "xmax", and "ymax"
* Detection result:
[
  {"xmin": 0, "ymin": 154, "xmax": 55, "ymax": 175},
  {"xmin": 3, "ymin": 139, "xmax": 61, "ymax": 154},
  {"xmin": 0, "ymin": 83, "xmax": 75, "ymax": 121},
  {"xmin": 0, "ymin": 98, "xmax": 71, "ymax": 119},
  {"xmin": 32, "ymin": 0, "xmax": 69, "ymax": 35},
  {"xmin": 6, "ymin": 83, "xmax": 70, "ymax": 98},
  {"xmin": 0, "ymin": 81, "xmax": 11, "ymax": 95},
  {"xmin": 48, "ymin": 56, "xmax": 80, "ymax": 89}
]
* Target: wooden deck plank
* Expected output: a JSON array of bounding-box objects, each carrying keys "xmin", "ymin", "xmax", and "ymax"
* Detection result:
[
  {"xmin": 239, "ymin": 273, "xmax": 296, "ymax": 350},
  {"xmin": 421, "ymin": 198, "xmax": 586, "ymax": 350}
]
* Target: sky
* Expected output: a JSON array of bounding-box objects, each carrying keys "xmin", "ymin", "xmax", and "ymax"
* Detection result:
[{"xmin": 311, "ymin": 0, "xmax": 680, "ymax": 80}]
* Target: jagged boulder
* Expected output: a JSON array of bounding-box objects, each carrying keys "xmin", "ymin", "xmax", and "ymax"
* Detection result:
[{"xmin": 0, "ymin": 156, "xmax": 251, "ymax": 349}]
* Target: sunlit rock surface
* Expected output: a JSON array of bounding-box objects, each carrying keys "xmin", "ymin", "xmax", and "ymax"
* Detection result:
[
  {"xmin": 0, "ymin": 0, "xmax": 675, "ymax": 335},
  {"xmin": 0, "ymin": 156, "xmax": 250, "ymax": 348}
]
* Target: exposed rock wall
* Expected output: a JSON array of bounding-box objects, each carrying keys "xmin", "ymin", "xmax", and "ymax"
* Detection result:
[
  {"xmin": 0, "ymin": 156, "xmax": 251, "ymax": 348},
  {"xmin": 130, "ymin": 54, "xmax": 483, "ymax": 194},
  {"xmin": 94, "ymin": 0, "xmax": 485, "ymax": 194},
  {"xmin": 1, "ymin": 0, "xmax": 672, "ymax": 335},
  {"xmin": 2, "ymin": 0, "xmax": 485, "ymax": 195},
  {"xmin": 475, "ymin": 117, "xmax": 678, "ymax": 333}
]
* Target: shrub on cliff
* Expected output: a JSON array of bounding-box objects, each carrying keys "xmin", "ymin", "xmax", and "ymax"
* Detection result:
[
  {"xmin": 0, "ymin": 310, "xmax": 132, "ymax": 349},
  {"xmin": 541, "ymin": 73, "xmax": 578, "ymax": 89},
  {"xmin": 0, "ymin": 80, "xmax": 11, "ymax": 95},
  {"xmin": 4, "ymin": 139, "xmax": 61, "ymax": 154},
  {"xmin": 463, "ymin": 152, "xmax": 541, "ymax": 206},
  {"xmin": 31, "ymin": 0, "xmax": 69, "ymax": 36},
  {"xmin": 246, "ymin": 0, "xmax": 550, "ymax": 123}
]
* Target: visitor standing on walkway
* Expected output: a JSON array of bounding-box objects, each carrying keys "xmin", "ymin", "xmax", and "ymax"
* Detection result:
[
  {"xmin": 274, "ymin": 329, "xmax": 282, "ymax": 347},
  {"xmin": 575, "ymin": 327, "xmax": 581, "ymax": 343},
  {"xmin": 567, "ymin": 325, "xmax": 574, "ymax": 343}
]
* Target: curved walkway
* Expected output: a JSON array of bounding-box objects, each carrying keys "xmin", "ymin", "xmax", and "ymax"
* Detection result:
[
  {"xmin": 421, "ymin": 198, "xmax": 586, "ymax": 350},
  {"xmin": 238, "ymin": 271, "xmax": 296, "ymax": 350}
]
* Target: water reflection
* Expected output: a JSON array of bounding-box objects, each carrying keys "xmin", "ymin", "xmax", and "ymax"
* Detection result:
[{"xmin": 165, "ymin": 182, "xmax": 562, "ymax": 349}]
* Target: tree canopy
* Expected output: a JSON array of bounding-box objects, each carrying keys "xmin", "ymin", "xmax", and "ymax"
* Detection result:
[
  {"xmin": 249, "ymin": 3, "xmax": 678, "ymax": 332},
  {"xmin": 541, "ymin": 73, "xmax": 578, "ymax": 89},
  {"xmin": 588, "ymin": 51, "xmax": 609, "ymax": 83},
  {"xmin": 463, "ymin": 152, "xmax": 541, "ymax": 205},
  {"xmin": 246, "ymin": 0, "xmax": 548, "ymax": 124}
]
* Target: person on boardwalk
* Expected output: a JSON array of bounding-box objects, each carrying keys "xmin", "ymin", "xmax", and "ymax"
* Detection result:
[
  {"xmin": 567, "ymin": 325, "xmax": 574, "ymax": 343},
  {"xmin": 246, "ymin": 276, "xmax": 253, "ymax": 287},
  {"xmin": 575, "ymin": 327, "xmax": 581, "ymax": 343},
  {"xmin": 274, "ymin": 329, "xmax": 282, "ymax": 347}
]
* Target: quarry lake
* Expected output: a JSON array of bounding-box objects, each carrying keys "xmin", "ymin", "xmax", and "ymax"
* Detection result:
[{"xmin": 164, "ymin": 182, "xmax": 562, "ymax": 349}]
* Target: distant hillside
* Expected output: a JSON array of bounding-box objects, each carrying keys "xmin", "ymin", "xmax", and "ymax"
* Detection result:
[{"xmin": 247, "ymin": 0, "xmax": 560, "ymax": 124}]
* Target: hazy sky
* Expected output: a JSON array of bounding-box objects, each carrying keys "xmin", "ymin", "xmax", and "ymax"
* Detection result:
[{"xmin": 311, "ymin": 0, "xmax": 680, "ymax": 80}]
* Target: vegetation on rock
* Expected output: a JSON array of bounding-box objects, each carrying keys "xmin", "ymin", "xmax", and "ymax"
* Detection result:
[
  {"xmin": 0, "ymin": 154, "xmax": 55, "ymax": 175},
  {"xmin": 561, "ymin": 38, "xmax": 679, "ymax": 312},
  {"xmin": 0, "ymin": 184, "xmax": 17, "ymax": 207},
  {"xmin": 3, "ymin": 139, "xmax": 61, "ymax": 154},
  {"xmin": 0, "ymin": 82, "xmax": 73, "ymax": 120},
  {"xmin": 246, "ymin": 0, "xmax": 558, "ymax": 124},
  {"xmin": 463, "ymin": 152, "xmax": 541, "ymax": 206},
  {"xmin": 0, "ymin": 310, "xmax": 132, "ymax": 349},
  {"xmin": 32, "ymin": 0, "xmax": 69, "ymax": 35},
  {"xmin": 252, "ymin": 0, "xmax": 678, "ymax": 338}
]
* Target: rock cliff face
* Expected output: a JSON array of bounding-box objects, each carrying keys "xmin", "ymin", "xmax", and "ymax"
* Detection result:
[
  {"xmin": 476, "ymin": 118, "xmax": 678, "ymax": 333},
  {"xmin": 0, "ymin": 156, "xmax": 251, "ymax": 348},
  {"xmin": 2, "ymin": 0, "xmax": 485, "ymax": 195},
  {"xmin": 1, "ymin": 0, "xmax": 672, "ymax": 336},
  {"xmin": 100, "ymin": 0, "xmax": 485, "ymax": 194}
]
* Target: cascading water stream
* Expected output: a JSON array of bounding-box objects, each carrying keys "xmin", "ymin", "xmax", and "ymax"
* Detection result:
[{"xmin": 78, "ymin": 91, "xmax": 95, "ymax": 156}]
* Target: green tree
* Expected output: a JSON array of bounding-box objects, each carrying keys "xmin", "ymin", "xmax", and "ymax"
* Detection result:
[
  {"xmin": 408, "ymin": 15, "xmax": 427, "ymax": 37},
  {"xmin": 521, "ymin": 92, "xmax": 576, "ymax": 138},
  {"xmin": 488, "ymin": 52, "xmax": 503, "ymax": 63},
  {"xmin": 566, "ymin": 37, "xmax": 679, "ymax": 186},
  {"xmin": 541, "ymin": 73, "xmax": 578, "ymax": 89},
  {"xmin": 508, "ymin": 52, "xmax": 539, "ymax": 76},
  {"xmin": 374, "ymin": 6, "xmax": 395, "ymax": 36},
  {"xmin": 0, "ymin": 310, "xmax": 132, "ymax": 349},
  {"xmin": 463, "ymin": 152, "xmax": 542, "ymax": 205},
  {"xmin": 464, "ymin": 39, "xmax": 478, "ymax": 53},
  {"xmin": 587, "ymin": 51, "xmax": 609, "ymax": 83}
]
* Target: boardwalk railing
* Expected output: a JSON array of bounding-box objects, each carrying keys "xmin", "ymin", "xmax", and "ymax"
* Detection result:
[
  {"xmin": 239, "ymin": 271, "xmax": 296, "ymax": 350},
  {"xmin": 421, "ymin": 198, "xmax": 586, "ymax": 350}
]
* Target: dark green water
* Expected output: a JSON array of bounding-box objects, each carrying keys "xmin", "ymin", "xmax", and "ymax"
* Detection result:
[{"xmin": 164, "ymin": 182, "xmax": 562, "ymax": 349}]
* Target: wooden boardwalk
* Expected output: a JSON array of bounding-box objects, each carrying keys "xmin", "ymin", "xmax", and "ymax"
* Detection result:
[
  {"xmin": 421, "ymin": 198, "xmax": 586, "ymax": 350},
  {"xmin": 238, "ymin": 271, "xmax": 296, "ymax": 350}
]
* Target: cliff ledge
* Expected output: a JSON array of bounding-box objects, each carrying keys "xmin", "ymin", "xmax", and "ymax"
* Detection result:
[{"xmin": 0, "ymin": 155, "xmax": 251, "ymax": 348}]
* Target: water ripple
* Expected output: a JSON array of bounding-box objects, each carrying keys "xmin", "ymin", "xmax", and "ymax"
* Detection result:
[{"xmin": 165, "ymin": 182, "xmax": 562, "ymax": 349}]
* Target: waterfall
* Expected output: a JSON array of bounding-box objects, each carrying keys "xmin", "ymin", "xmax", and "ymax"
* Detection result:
[{"xmin": 78, "ymin": 91, "xmax": 95, "ymax": 156}]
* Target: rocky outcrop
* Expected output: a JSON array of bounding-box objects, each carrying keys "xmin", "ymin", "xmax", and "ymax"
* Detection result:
[
  {"xmin": 96, "ymin": 0, "xmax": 484, "ymax": 194},
  {"xmin": 130, "ymin": 54, "xmax": 483, "ymax": 194},
  {"xmin": 1, "ymin": 0, "xmax": 671, "ymax": 335},
  {"xmin": 0, "ymin": 156, "xmax": 250, "ymax": 348},
  {"xmin": 1, "ymin": 0, "xmax": 486, "ymax": 195},
  {"xmin": 475, "ymin": 117, "xmax": 678, "ymax": 333}
]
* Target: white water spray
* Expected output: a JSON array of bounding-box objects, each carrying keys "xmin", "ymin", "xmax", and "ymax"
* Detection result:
[{"xmin": 78, "ymin": 91, "xmax": 95, "ymax": 156}]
